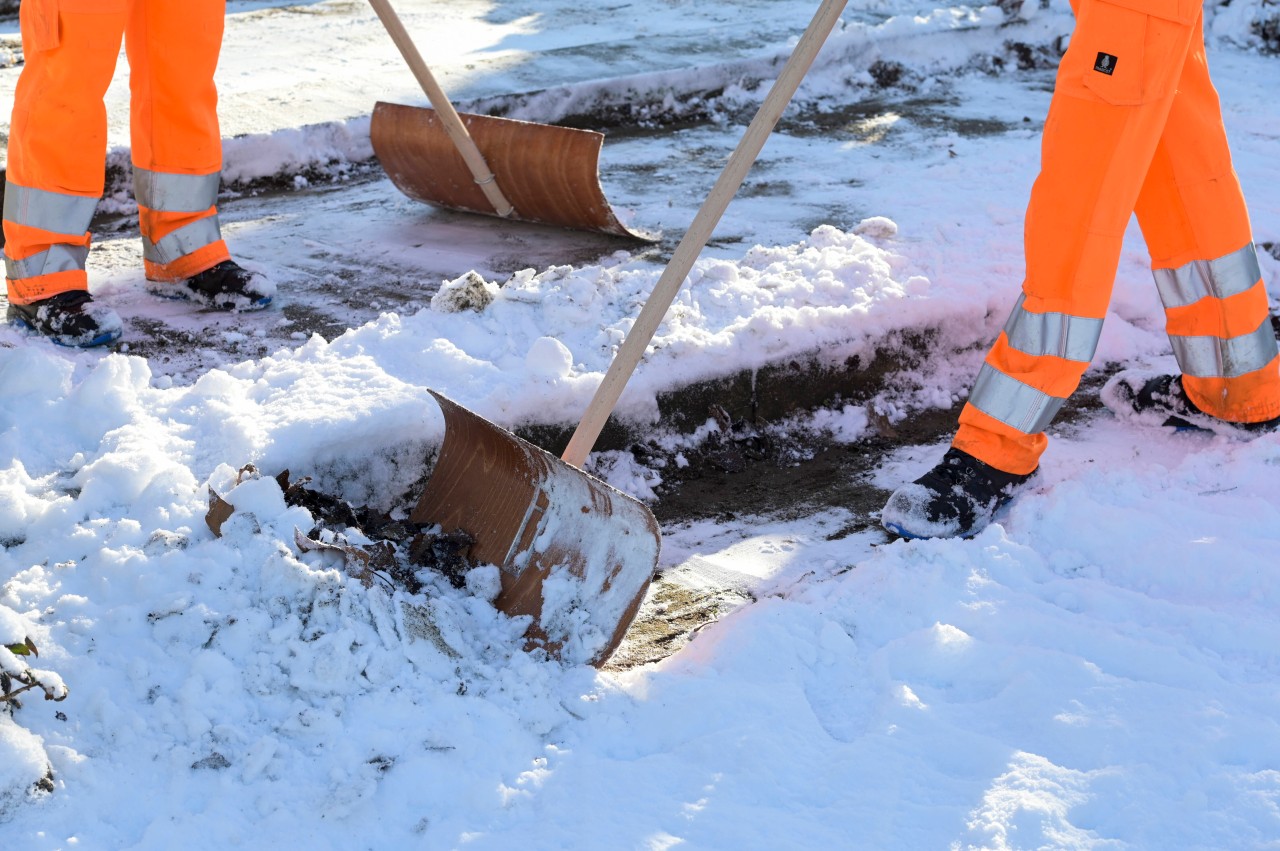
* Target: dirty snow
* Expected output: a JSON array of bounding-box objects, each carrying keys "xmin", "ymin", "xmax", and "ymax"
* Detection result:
[{"xmin": 2, "ymin": 0, "xmax": 1280, "ymax": 848}]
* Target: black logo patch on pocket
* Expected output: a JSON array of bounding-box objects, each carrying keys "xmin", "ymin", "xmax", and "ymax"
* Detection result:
[{"xmin": 1094, "ymin": 52, "xmax": 1118, "ymax": 75}]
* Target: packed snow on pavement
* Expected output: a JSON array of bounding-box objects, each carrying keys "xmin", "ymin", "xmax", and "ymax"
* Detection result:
[{"xmin": 2, "ymin": 1, "xmax": 1280, "ymax": 848}]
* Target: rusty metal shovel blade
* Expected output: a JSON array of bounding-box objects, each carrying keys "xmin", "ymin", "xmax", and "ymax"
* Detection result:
[
  {"xmin": 372, "ymin": 102, "xmax": 650, "ymax": 240},
  {"xmin": 410, "ymin": 390, "xmax": 659, "ymax": 667}
]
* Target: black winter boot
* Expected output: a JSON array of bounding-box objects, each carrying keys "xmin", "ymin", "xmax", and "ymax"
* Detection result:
[
  {"xmin": 1101, "ymin": 371, "xmax": 1280, "ymax": 436},
  {"xmin": 880, "ymin": 448, "xmax": 1032, "ymax": 540},
  {"xmin": 7, "ymin": 290, "xmax": 123, "ymax": 347},
  {"xmin": 148, "ymin": 260, "xmax": 274, "ymax": 311}
]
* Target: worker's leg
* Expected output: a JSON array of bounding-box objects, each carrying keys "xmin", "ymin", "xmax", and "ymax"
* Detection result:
[
  {"xmin": 126, "ymin": 0, "xmax": 272, "ymax": 310},
  {"xmin": 953, "ymin": 0, "xmax": 1200, "ymax": 475},
  {"xmin": 3, "ymin": 0, "xmax": 128, "ymax": 305},
  {"xmin": 126, "ymin": 0, "xmax": 231, "ymax": 283},
  {"xmin": 1131, "ymin": 19, "xmax": 1280, "ymax": 423}
]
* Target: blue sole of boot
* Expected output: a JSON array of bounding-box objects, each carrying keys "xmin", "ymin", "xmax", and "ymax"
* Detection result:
[
  {"xmin": 882, "ymin": 521, "xmax": 927, "ymax": 541},
  {"xmin": 148, "ymin": 288, "xmax": 273, "ymax": 311},
  {"xmin": 9, "ymin": 316, "xmax": 122, "ymax": 348}
]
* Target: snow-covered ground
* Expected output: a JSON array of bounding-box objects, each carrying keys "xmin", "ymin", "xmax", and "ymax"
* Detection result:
[{"xmin": 3, "ymin": 0, "xmax": 1280, "ymax": 847}]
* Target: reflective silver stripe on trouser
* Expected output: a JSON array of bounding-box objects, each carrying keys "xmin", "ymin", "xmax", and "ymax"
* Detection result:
[
  {"xmin": 966, "ymin": 296, "xmax": 1096, "ymax": 435},
  {"xmin": 2, "ymin": 182, "xmax": 99, "ymax": 236},
  {"xmin": 1153, "ymin": 243, "xmax": 1262, "ymax": 308},
  {"xmin": 2, "ymin": 183, "xmax": 99, "ymax": 279},
  {"xmin": 5, "ymin": 244, "xmax": 91, "ymax": 279},
  {"xmin": 132, "ymin": 167, "xmax": 221, "ymax": 213},
  {"xmin": 969, "ymin": 365, "xmax": 1067, "ymax": 436},
  {"xmin": 142, "ymin": 216, "xmax": 223, "ymax": 265},
  {"xmin": 1002, "ymin": 293, "xmax": 1105, "ymax": 362},
  {"xmin": 1170, "ymin": 315, "xmax": 1280, "ymax": 379}
]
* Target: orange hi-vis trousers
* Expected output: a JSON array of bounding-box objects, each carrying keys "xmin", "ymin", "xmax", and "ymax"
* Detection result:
[
  {"xmin": 953, "ymin": 0, "xmax": 1280, "ymax": 475},
  {"xmin": 3, "ymin": 0, "xmax": 231, "ymax": 306}
]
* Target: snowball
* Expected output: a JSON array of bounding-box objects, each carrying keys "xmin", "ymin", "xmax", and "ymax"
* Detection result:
[{"xmin": 524, "ymin": 337, "xmax": 574, "ymax": 379}]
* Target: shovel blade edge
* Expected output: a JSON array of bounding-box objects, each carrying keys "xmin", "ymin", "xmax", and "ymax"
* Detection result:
[{"xmin": 411, "ymin": 391, "xmax": 659, "ymax": 666}]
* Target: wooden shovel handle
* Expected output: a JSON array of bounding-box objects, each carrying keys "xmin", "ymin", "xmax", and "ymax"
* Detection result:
[
  {"xmin": 367, "ymin": 0, "xmax": 515, "ymax": 218},
  {"xmin": 561, "ymin": 0, "xmax": 848, "ymax": 468}
]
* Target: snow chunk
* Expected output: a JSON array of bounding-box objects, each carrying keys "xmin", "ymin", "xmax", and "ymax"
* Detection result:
[
  {"xmin": 853, "ymin": 216, "xmax": 899, "ymax": 239},
  {"xmin": 431, "ymin": 271, "xmax": 500, "ymax": 313}
]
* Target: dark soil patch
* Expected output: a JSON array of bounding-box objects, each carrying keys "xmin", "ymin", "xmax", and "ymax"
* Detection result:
[{"xmin": 647, "ymin": 372, "xmax": 1113, "ymax": 536}]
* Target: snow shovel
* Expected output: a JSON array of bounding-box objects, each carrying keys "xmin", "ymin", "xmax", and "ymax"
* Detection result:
[
  {"xmin": 367, "ymin": 0, "xmax": 647, "ymax": 239},
  {"xmin": 411, "ymin": 0, "xmax": 848, "ymax": 666}
]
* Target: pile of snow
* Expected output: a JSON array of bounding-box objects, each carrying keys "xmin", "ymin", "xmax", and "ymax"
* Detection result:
[{"xmin": 2, "ymin": 207, "xmax": 1277, "ymax": 844}]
